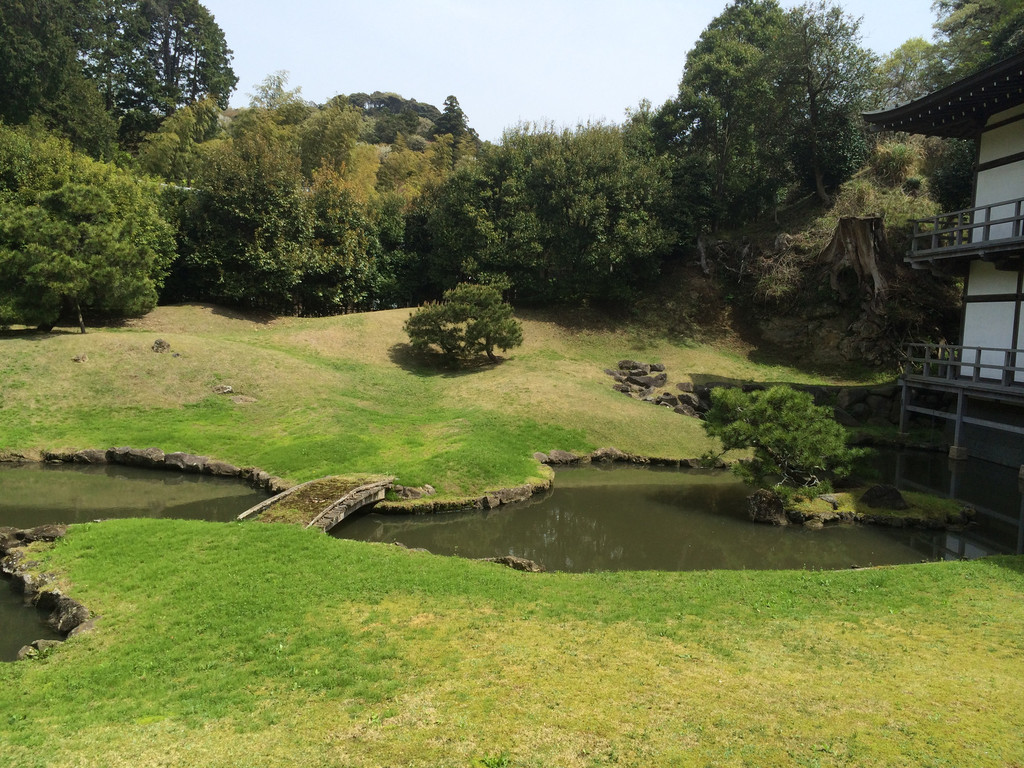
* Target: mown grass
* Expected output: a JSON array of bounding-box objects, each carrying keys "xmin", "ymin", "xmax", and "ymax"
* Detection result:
[
  {"xmin": 1, "ymin": 519, "xmax": 1022, "ymax": 767},
  {"xmin": 0, "ymin": 304, "xmax": 864, "ymax": 497},
  {"xmin": 6, "ymin": 304, "xmax": 1020, "ymax": 766}
]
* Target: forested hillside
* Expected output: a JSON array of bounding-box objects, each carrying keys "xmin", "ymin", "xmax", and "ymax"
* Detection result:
[{"xmin": 1, "ymin": 0, "xmax": 1020, "ymax": 366}]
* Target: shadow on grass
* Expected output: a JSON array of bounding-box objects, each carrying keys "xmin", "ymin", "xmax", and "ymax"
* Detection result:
[
  {"xmin": 388, "ymin": 343, "xmax": 510, "ymax": 378},
  {"xmin": 0, "ymin": 327, "xmax": 79, "ymax": 341}
]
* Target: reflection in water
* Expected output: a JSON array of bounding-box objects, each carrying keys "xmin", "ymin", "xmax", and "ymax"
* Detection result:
[
  {"xmin": 886, "ymin": 450, "xmax": 1024, "ymax": 559},
  {"xmin": 333, "ymin": 460, "xmax": 1024, "ymax": 572},
  {"xmin": 0, "ymin": 462, "xmax": 266, "ymax": 527},
  {"xmin": 0, "ymin": 462, "xmax": 266, "ymax": 661}
]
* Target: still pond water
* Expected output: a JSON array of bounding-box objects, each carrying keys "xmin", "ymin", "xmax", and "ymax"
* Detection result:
[
  {"xmin": 0, "ymin": 463, "xmax": 264, "ymax": 661},
  {"xmin": 2, "ymin": 452, "xmax": 1022, "ymax": 660},
  {"xmin": 331, "ymin": 453, "xmax": 1024, "ymax": 571}
]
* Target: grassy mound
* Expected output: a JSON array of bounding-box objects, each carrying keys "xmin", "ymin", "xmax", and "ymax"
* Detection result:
[
  {"xmin": 2, "ymin": 520, "xmax": 1022, "ymax": 767},
  {"xmin": 0, "ymin": 304, "xmax": 866, "ymax": 498}
]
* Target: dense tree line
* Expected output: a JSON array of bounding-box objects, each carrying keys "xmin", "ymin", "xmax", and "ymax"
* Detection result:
[{"xmin": 0, "ymin": 0, "xmax": 1018, "ymax": 330}]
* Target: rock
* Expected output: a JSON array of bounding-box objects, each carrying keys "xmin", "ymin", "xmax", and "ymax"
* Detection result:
[
  {"xmin": 393, "ymin": 484, "xmax": 436, "ymax": 500},
  {"xmin": 152, "ymin": 339, "xmax": 171, "ymax": 353},
  {"xmin": 833, "ymin": 407, "xmax": 860, "ymax": 427},
  {"xmin": 590, "ymin": 447, "xmax": 628, "ymax": 462},
  {"xmin": 656, "ymin": 393, "xmax": 680, "ymax": 407},
  {"xmin": 205, "ymin": 460, "xmax": 240, "ymax": 477},
  {"xmin": 804, "ymin": 518, "xmax": 825, "ymax": 530},
  {"xmin": 651, "ymin": 372, "xmax": 668, "ymax": 387},
  {"xmin": 44, "ymin": 449, "xmax": 74, "ymax": 463},
  {"xmin": 649, "ymin": 363, "xmax": 666, "ymax": 372},
  {"xmin": 677, "ymin": 382, "xmax": 694, "ymax": 393},
  {"xmin": 627, "ymin": 374, "xmax": 657, "ymax": 388},
  {"xmin": 866, "ymin": 395, "xmax": 891, "ymax": 417},
  {"xmin": 860, "ymin": 484, "xmax": 909, "ymax": 510},
  {"xmin": 72, "ymin": 353, "xmax": 88, "ymax": 363},
  {"xmin": 674, "ymin": 404, "xmax": 700, "ymax": 418},
  {"xmin": 0, "ymin": 527, "xmax": 19, "ymax": 552},
  {"xmin": 747, "ymin": 489, "xmax": 789, "ymax": 525},
  {"xmin": 20, "ymin": 524, "xmax": 67, "ymax": 544},
  {"xmin": 869, "ymin": 384, "xmax": 899, "ymax": 399},
  {"xmin": 164, "ymin": 452, "xmax": 208, "ymax": 473},
  {"xmin": 618, "ymin": 359, "xmax": 643, "ymax": 370},
  {"xmin": 603, "ymin": 369, "xmax": 619, "ymax": 376},
  {"xmin": 45, "ymin": 595, "xmax": 89, "ymax": 634},
  {"xmin": 480, "ymin": 555, "xmax": 546, "ymax": 572},
  {"xmin": 0, "ymin": 449, "xmax": 43, "ymax": 463},
  {"xmin": 545, "ymin": 450, "xmax": 580, "ymax": 465},
  {"xmin": 32, "ymin": 638, "xmax": 62, "ymax": 653},
  {"xmin": 818, "ymin": 494, "xmax": 839, "ymax": 510},
  {"xmin": 212, "ymin": 384, "xmax": 233, "ymax": 394},
  {"xmin": 837, "ymin": 387, "xmax": 870, "ymax": 410},
  {"xmin": 532, "ymin": 452, "xmax": 549, "ymax": 463},
  {"xmin": 68, "ymin": 618, "xmax": 97, "ymax": 637},
  {"xmin": 16, "ymin": 645, "xmax": 37, "ymax": 660},
  {"xmin": 73, "ymin": 449, "xmax": 107, "ymax": 464},
  {"xmin": 612, "ymin": 383, "xmax": 633, "ymax": 394},
  {"xmin": 120, "ymin": 447, "xmax": 165, "ymax": 468}
]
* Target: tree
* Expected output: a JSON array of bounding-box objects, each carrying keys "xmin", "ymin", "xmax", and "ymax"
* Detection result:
[
  {"xmin": 702, "ymin": 386, "xmax": 857, "ymax": 491},
  {"xmin": 654, "ymin": 0, "xmax": 790, "ymax": 232},
  {"xmin": 0, "ymin": 125, "xmax": 174, "ymax": 332},
  {"xmin": 404, "ymin": 283, "xmax": 523, "ymax": 364},
  {"xmin": 777, "ymin": 1, "xmax": 876, "ymax": 203},
  {"xmin": 137, "ymin": 95, "xmax": 220, "ymax": 183},
  {"xmin": 932, "ymin": 0, "xmax": 1024, "ymax": 80},
  {"xmin": 424, "ymin": 123, "xmax": 672, "ymax": 307},
  {"xmin": 0, "ymin": 0, "xmax": 117, "ymax": 157},
  {"xmin": 81, "ymin": 0, "xmax": 237, "ymax": 146},
  {"xmin": 871, "ymin": 37, "xmax": 942, "ymax": 108},
  {"xmin": 297, "ymin": 99, "xmax": 362, "ymax": 179}
]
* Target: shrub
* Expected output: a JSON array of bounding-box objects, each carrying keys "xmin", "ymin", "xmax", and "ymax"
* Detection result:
[
  {"xmin": 404, "ymin": 283, "xmax": 523, "ymax": 365},
  {"xmin": 702, "ymin": 386, "xmax": 858, "ymax": 491},
  {"xmin": 869, "ymin": 140, "xmax": 921, "ymax": 186}
]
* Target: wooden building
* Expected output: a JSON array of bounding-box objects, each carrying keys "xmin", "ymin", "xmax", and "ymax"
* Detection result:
[{"xmin": 863, "ymin": 53, "xmax": 1024, "ymax": 465}]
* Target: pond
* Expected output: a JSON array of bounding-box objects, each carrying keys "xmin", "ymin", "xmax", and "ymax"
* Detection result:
[
  {"xmin": 0, "ymin": 463, "xmax": 265, "ymax": 661},
  {"xmin": 331, "ymin": 454, "xmax": 1024, "ymax": 572},
  {"xmin": 3, "ymin": 451, "xmax": 1023, "ymax": 660}
]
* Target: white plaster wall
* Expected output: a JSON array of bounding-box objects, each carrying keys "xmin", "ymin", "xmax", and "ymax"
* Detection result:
[
  {"xmin": 975, "ymin": 163, "xmax": 1024, "ymax": 239},
  {"xmin": 962, "ymin": 301, "xmax": 1016, "ymax": 377},
  {"xmin": 966, "ymin": 260, "xmax": 1018, "ymax": 296},
  {"xmin": 979, "ymin": 120, "xmax": 1024, "ymax": 165}
]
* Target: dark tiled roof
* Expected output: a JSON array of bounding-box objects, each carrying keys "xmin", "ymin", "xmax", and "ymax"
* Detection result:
[{"xmin": 863, "ymin": 53, "xmax": 1024, "ymax": 138}]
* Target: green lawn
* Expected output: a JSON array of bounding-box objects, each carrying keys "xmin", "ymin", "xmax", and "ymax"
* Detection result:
[
  {"xmin": 0, "ymin": 304, "xmax": 861, "ymax": 497},
  {"xmin": 3, "ymin": 304, "xmax": 1021, "ymax": 767},
  {"xmin": 2, "ymin": 519, "xmax": 1022, "ymax": 767}
]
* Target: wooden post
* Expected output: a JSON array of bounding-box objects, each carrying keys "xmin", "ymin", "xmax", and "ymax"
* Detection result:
[
  {"xmin": 899, "ymin": 378, "xmax": 910, "ymax": 435},
  {"xmin": 949, "ymin": 388, "xmax": 968, "ymax": 460}
]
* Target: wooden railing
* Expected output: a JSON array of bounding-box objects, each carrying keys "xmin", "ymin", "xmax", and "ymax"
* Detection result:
[
  {"xmin": 910, "ymin": 197, "xmax": 1024, "ymax": 259},
  {"xmin": 903, "ymin": 343, "xmax": 1024, "ymax": 393}
]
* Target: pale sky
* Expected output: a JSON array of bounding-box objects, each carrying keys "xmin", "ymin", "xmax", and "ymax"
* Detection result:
[{"xmin": 201, "ymin": 0, "xmax": 939, "ymax": 143}]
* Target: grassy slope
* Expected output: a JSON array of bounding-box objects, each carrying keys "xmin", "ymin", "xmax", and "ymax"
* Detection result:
[
  {"xmin": 5, "ymin": 305, "xmax": 1021, "ymax": 766},
  {"xmin": 0, "ymin": 304, "xmax": 852, "ymax": 496},
  {"xmin": 1, "ymin": 519, "xmax": 1022, "ymax": 767}
]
